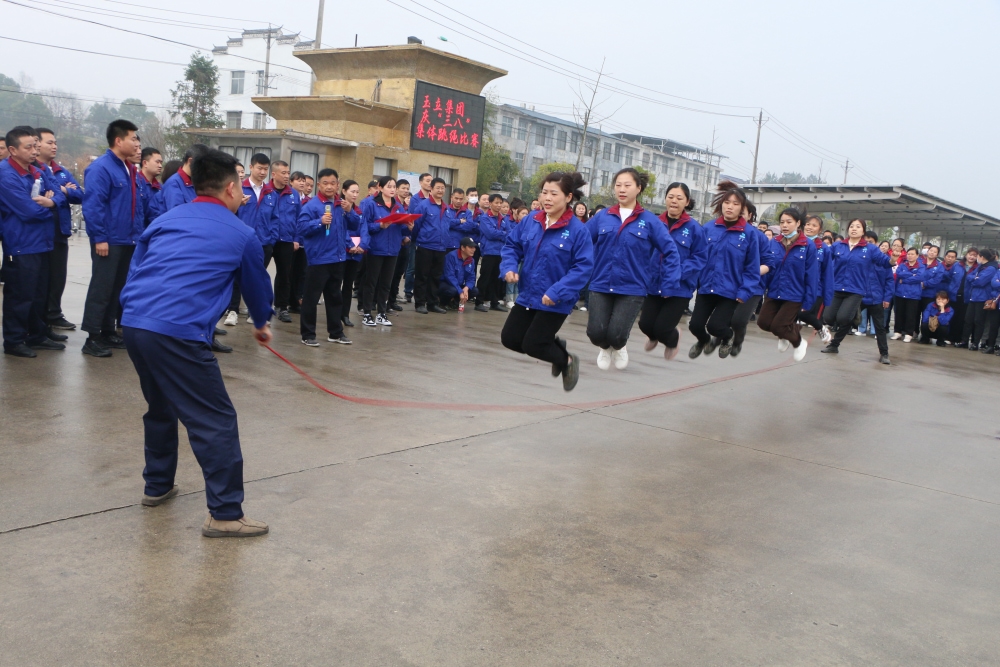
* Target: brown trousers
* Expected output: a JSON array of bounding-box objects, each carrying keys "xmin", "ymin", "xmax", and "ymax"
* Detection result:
[{"xmin": 758, "ymin": 297, "xmax": 803, "ymax": 347}]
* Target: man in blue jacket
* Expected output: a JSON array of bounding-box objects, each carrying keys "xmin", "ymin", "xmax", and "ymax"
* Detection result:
[
  {"xmin": 120, "ymin": 148, "xmax": 274, "ymax": 538},
  {"xmin": 159, "ymin": 144, "xmax": 208, "ymax": 211},
  {"xmin": 225, "ymin": 152, "xmax": 271, "ymax": 326},
  {"xmin": 137, "ymin": 147, "xmax": 164, "ymax": 228},
  {"xmin": 256, "ymin": 160, "xmax": 301, "ymax": 322},
  {"xmin": 0, "ymin": 126, "xmax": 67, "ymax": 357},
  {"xmin": 439, "ymin": 237, "xmax": 478, "ymax": 308},
  {"xmin": 412, "ymin": 177, "xmax": 451, "ymax": 313},
  {"xmin": 80, "ymin": 119, "xmax": 143, "ymax": 357}
]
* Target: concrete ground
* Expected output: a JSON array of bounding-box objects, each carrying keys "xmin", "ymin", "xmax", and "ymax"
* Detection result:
[{"xmin": 1, "ymin": 238, "xmax": 999, "ymax": 666}]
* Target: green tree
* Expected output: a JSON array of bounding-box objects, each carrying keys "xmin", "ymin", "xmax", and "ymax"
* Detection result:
[
  {"xmin": 634, "ymin": 165, "xmax": 657, "ymax": 206},
  {"xmin": 759, "ymin": 171, "xmax": 826, "ymax": 184},
  {"xmin": 529, "ymin": 161, "xmax": 577, "ymax": 194},
  {"xmin": 0, "ymin": 73, "xmax": 54, "ymax": 131},
  {"xmin": 476, "ymin": 136, "xmax": 521, "ymax": 193},
  {"xmin": 165, "ymin": 52, "xmax": 222, "ymax": 156},
  {"xmin": 119, "ymin": 98, "xmax": 155, "ymax": 126},
  {"xmin": 85, "ymin": 101, "xmax": 120, "ymax": 138}
]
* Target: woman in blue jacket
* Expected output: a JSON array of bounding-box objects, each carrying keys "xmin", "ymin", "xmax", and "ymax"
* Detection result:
[
  {"xmin": 688, "ymin": 181, "xmax": 761, "ymax": 359},
  {"xmin": 857, "ymin": 234, "xmax": 894, "ymax": 362},
  {"xmin": 962, "ymin": 248, "xmax": 999, "ymax": 351},
  {"xmin": 756, "ymin": 208, "xmax": 817, "ymax": 362},
  {"xmin": 359, "ymin": 176, "xmax": 411, "ymax": 327},
  {"xmin": 339, "ymin": 180, "xmax": 364, "ymax": 328},
  {"xmin": 891, "ymin": 248, "xmax": 924, "ymax": 342},
  {"xmin": 820, "ymin": 219, "xmax": 891, "ymax": 358},
  {"xmin": 501, "ymin": 172, "xmax": 594, "ymax": 392},
  {"xmin": 585, "ymin": 168, "xmax": 679, "ymax": 371},
  {"xmin": 639, "ymin": 182, "xmax": 705, "ymax": 361}
]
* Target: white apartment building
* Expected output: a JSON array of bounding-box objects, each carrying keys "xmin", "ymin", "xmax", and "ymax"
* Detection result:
[
  {"xmin": 212, "ymin": 29, "xmax": 314, "ymax": 133},
  {"xmin": 491, "ymin": 104, "xmax": 723, "ymax": 212}
]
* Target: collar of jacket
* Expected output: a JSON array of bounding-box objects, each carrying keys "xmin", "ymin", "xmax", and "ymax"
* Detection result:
[
  {"xmin": 456, "ymin": 248, "xmax": 473, "ymax": 265},
  {"xmin": 713, "ymin": 216, "xmax": 747, "ymax": 233},
  {"xmin": 607, "ymin": 203, "xmax": 645, "ymax": 229},
  {"xmin": 531, "ymin": 207, "xmax": 574, "ymax": 230},
  {"xmin": 488, "ymin": 211, "xmax": 504, "ymax": 227},
  {"xmin": 7, "ymin": 156, "xmax": 41, "ymax": 179},
  {"xmin": 192, "ymin": 195, "xmax": 227, "ymax": 208},
  {"xmin": 839, "ymin": 237, "xmax": 868, "ymax": 248},
  {"xmin": 316, "ymin": 192, "xmax": 341, "ymax": 205},
  {"xmin": 178, "ymin": 168, "xmax": 193, "ymax": 187},
  {"xmin": 138, "ymin": 171, "xmax": 161, "ymax": 190},
  {"xmin": 659, "ymin": 210, "xmax": 692, "ymax": 232},
  {"xmin": 783, "ymin": 232, "xmax": 809, "ymax": 251},
  {"xmin": 262, "ymin": 180, "xmax": 294, "ymax": 198},
  {"xmin": 920, "ymin": 257, "xmax": 939, "ymax": 269},
  {"xmin": 47, "ymin": 160, "xmax": 64, "ymax": 174}
]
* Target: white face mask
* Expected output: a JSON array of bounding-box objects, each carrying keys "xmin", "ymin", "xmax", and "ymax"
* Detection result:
[{"xmin": 782, "ymin": 229, "xmax": 799, "ymax": 239}]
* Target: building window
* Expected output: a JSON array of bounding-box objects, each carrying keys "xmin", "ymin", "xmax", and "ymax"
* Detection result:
[
  {"xmin": 535, "ymin": 126, "xmax": 548, "ymax": 147},
  {"xmin": 252, "ymin": 112, "xmax": 265, "ymax": 130},
  {"xmin": 230, "ymin": 71, "xmax": 245, "ymax": 95},
  {"xmin": 642, "ymin": 152, "xmax": 650, "ymax": 169},
  {"xmin": 613, "ymin": 144, "xmax": 624, "ymax": 164},
  {"xmin": 556, "ymin": 130, "xmax": 567, "ymax": 151},
  {"xmin": 585, "ymin": 137, "xmax": 595, "ymax": 157},
  {"xmin": 662, "ymin": 158, "xmax": 672, "ymax": 176},
  {"xmin": 253, "ymin": 147, "xmax": 271, "ymax": 160},
  {"xmin": 219, "ymin": 145, "xmax": 235, "ymax": 156},
  {"xmin": 235, "ymin": 146, "xmax": 253, "ymax": 168},
  {"xmin": 501, "ymin": 116, "xmax": 513, "ymax": 137},
  {"xmin": 373, "ymin": 158, "xmax": 393, "ymax": 178},
  {"xmin": 581, "ymin": 166, "xmax": 591, "ymax": 181},
  {"xmin": 256, "ymin": 70, "xmax": 266, "ymax": 95},
  {"xmin": 600, "ymin": 170, "xmax": 611, "ymax": 188},
  {"xmin": 692, "ymin": 166, "xmax": 701, "ymax": 182},
  {"xmin": 290, "ymin": 151, "xmax": 319, "ymax": 180},
  {"xmin": 530, "ymin": 157, "xmax": 544, "ymax": 174},
  {"xmin": 514, "ymin": 152, "xmax": 525, "ymax": 164},
  {"xmin": 570, "ymin": 132, "xmax": 580, "ymax": 154},
  {"xmin": 625, "ymin": 148, "xmax": 635, "ymax": 165},
  {"xmin": 517, "ymin": 119, "xmax": 528, "ymax": 141},
  {"xmin": 226, "ymin": 111, "xmax": 242, "ymax": 129},
  {"xmin": 603, "ymin": 142, "xmax": 612, "ymax": 160}
]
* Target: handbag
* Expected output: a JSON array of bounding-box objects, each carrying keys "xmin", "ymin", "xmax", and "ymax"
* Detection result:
[
  {"xmin": 928, "ymin": 315, "xmax": 939, "ymax": 332},
  {"xmin": 985, "ymin": 300, "xmax": 998, "ymax": 311}
]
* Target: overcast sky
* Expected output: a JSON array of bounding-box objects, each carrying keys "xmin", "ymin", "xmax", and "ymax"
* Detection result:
[{"xmin": 2, "ymin": 0, "xmax": 997, "ymax": 214}]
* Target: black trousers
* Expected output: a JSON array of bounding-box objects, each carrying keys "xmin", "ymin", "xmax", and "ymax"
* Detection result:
[
  {"xmin": 300, "ymin": 262, "xmax": 345, "ymax": 340},
  {"xmin": 389, "ymin": 243, "xmax": 409, "ymax": 305},
  {"xmin": 82, "ymin": 243, "xmax": 134, "ymax": 336},
  {"xmin": 895, "ymin": 297, "xmax": 921, "ymax": 336},
  {"xmin": 860, "ymin": 303, "xmax": 889, "ymax": 355},
  {"xmin": 290, "ymin": 247, "xmax": 307, "ymax": 310},
  {"xmin": 501, "ymin": 304, "xmax": 569, "ymax": 369},
  {"xmin": 823, "ymin": 291, "xmax": 864, "ymax": 348},
  {"xmin": 638, "ymin": 295, "xmax": 689, "ymax": 349},
  {"xmin": 414, "ymin": 247, "xmax": 447, "ymax": 307},
  {"xmin": 920, "ymin": 322, "xmax": 950, "ymax": 344},
  {"xmin": 963, "ymin": 302, "xmax": 984, "ymax": 345},
  {"xmin": 949, "ymin": 300, "xmax": 967, "ymax": 343},
  {"xmin": 362, "ymin": 255, "xmax": 397, "ymax": 315},
  {"xmin": 688, "ymin": 293, "xmax": 740, "ymax": 344},
  {"xmin": 123, "ymin": 327, "xmax": 244, "ymax": 521},
  {"xmin": 272, "ymin": 241, "xmax": 295, "ymax": 310},
  {"xmin": 731, "ymin": 294, "xmax": 763, "ymax": 347},
  {"xmin": 476, "ymin": 254, "xmax": 503, "ymax": 306},
  {"xmin": 586, "ymin": 292, "xmax": 644, "ymax": 350},
  {"xmin": 981, "ymin": 309, "xmax": 1000, "ymax": 349},
  {"xmin": 798, "ymin": 297, "xmax": 824, "ymax": 330},
  {"xmin": 342, "ymin": 260, "xmax": 360, "ymax": 318},
  {"xmin": 439, "ymin": 282, "xmax": 478, "ymax": 304},
  {"xmin": 232, "ymin": 244, "xmax": 274, "ymax": 313},
  {"xmin": 47, "ymin": 239, "xmax": 69, "ymax": 322},
  {"xmin": 2, "ymin": 251, "xmax": 50, "ymax": 350}
]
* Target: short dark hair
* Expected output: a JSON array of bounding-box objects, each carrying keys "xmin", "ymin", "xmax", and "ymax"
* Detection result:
[
  {"xmin": 317, "ymin": 168, "xmax": 338, "ymax": 180},
  {"xmin": 430, "ymin": 177, "xmax": 446, "ymax": 188},
  {"xmin": 271, "ymin": 160, "xmax": 289, "ymax": 169},
  {"xmin": 451, "ymin": 187, "xmax": 465, "ymax": 196},
  {"xmin": 35, "ymin": 127, "xmax": 54, "ymax": 139},
  {"xmin": 848, "ymin": 218, "xmax": 868, "ymax": 234},
  {"xmin": 929, "ymin": 244, "xmax": 940, "ymax": 251},
  {"xmin": 190, "ymin": 148, "xmax": 240, "ymax": 196},
  {"xmin": 922, "ymin": 242, "xmax": 933, "ymax": 247},
  {"xmin": 864, "ymin": 230, "xmax": 879, "ymax": 242},
  {"xmin": 966, "ymin": 246, "xmax": 979, "ymax": 255},
  {"xmin": 488, "ymin": 193, "xmax": 504, "ymax": 203},
  {"xmin": 250, "ymin": 153, "xmax": 270, "ymax": 166},
  {"xmin": 419, "ymin": 172, "xmax": 432, "ymax": 181},
  {"xmin": 304, "ymin": 175, "xmax": 314, "ymax": 182},
  {"xmin": 779, "ymin": 207, "xmax": 804, "ymax": 228},
  {"xmin": 367, "ymin": 180, "xmax": 379, "ymax": 189},
  {"xmin": 396, "ymin": 179, "xmax": 409, "ymax": 187},
  {"xmin": 182, "ymin": 143, "xmax": 210, "ymax": 163},
  {"xmin": 106, "ymin": 119, "xmax": 138, "ymax": 147},
  {"xmin": 140, "ymin": 147, "xmax": 161, "ymax": 164},
  {"xmin": 936, "ymin": 290, "xmax": 949, "ymax": 300},
  {"xmin": 5, "ymin": 125, "xmax": 35, "ymax": 149},
  {"xmin": 664, "ymin": 182, "xmax": 696, "ymax": 211},
  {"xmin": 290, "ymin": 171, "xmax": 306, "ymax": 181},
  {"xmin": 945, "ymin": 249, "xmax": 958, "ymax": 257}
]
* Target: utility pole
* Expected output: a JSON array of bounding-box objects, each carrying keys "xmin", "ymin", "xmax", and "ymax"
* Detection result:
[
  {"xmin": 701, "ymin": 127, "xmax": 717, "ymax": 221},
  {"xmin": 263, "ymin": 24, "xmax": 273, "ymax": 97},
  {"xmin": 314, "ymin": 0, "xmax": 325, "ymax": 49},
  {"xmin": 574, "ymin": 58, "xmax": 605, "ymax": 170},
  {"xmin": 750, "ymin": 110, "xmax": 763, "ymax": 184},
  {"xmin": 842, "ymin": 159, "xmax": 850, "ymax": 185}
]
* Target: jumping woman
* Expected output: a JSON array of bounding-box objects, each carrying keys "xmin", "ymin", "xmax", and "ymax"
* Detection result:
[
  {"xmin": 756, "ymin": 207, "xmax": 817, "ymax": 361},
  {"xmin": 856, "ymin": 231, "xmax": 893, "ymax": 362},
  {"xmin": 688, "ymin": 181, "xmax": 761, "ymax": 359},
  {"xmin": 639, "ymin": 182, "xmax": 706, "ymax": 361},
  {"xmin": 819, "ymin": 218, "xmax": 891, "ymax": 361},
  {"xmin": 585, "ymin": 168, "xmax": 679, "ymax": 370},
  {"xmin": 501, "ymin": 172, "xmax": 594, "ymax": 391},
  {"xmin": 796, "ymin": 214, "xmax": 833, "ymax": 343}
]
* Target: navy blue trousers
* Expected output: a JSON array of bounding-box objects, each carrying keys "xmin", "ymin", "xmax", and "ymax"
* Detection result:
[
  {"xmin": 439, "ymin": 282, "xmax": 478, "ymax": 304},
  {"xmin": 123, "ymin": 327, "xmax": 244, "ymax": 520},
  {"xmin": 2, "ymin": 251, "xmax": 50, "ymax": 350}
]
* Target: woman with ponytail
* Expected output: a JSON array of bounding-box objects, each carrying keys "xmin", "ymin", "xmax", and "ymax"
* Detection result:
[
  {"xmin": 688, "ymin": 181, "xmax": 762, "ymax": 359},
  {"xmin": 584, "ymin": 168, "xmax": 679, "ymax": 370},
  {"xmin": 638, "ymin": 182, "xmax": 706, "ymax": 361},
  {"xmin": 500, "ymin": 172, "xmax": 594, "ymax": 391}
]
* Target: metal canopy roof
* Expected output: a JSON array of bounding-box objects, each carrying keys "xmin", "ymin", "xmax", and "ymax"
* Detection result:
[{"xmin": 743, "ymin": 184, "xmax": 1000, "ymax": 245}]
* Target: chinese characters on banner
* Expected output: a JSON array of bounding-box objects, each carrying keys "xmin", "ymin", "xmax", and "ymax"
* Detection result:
[{"xmin": 409, "ymin": 81, "xmax": 486, "ymax": 160}]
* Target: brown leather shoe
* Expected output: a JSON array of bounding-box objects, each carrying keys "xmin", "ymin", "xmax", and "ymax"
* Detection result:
[
  {"xmin": 201, "ymin": 515, "xmax": 269, "ymax": 538},
  {"xmin": 141, "ymin": 484, "xmax": 179, "ymax": 507}
]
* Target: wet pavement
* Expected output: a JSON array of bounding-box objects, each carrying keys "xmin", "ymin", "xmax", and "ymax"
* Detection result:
[{"xmin": 2, "ymin": 239, "xmax": 999, "ymax": 666}]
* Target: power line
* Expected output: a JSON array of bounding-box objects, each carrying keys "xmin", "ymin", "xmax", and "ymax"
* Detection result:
[
  {"xmin": 0, "ymin": 34, "xmax": 191, "ymax": 67},
  {"xmin": 93, "ymin": 0, "xmax": 271, "ymax": 24},
  {"xmin": 27, "ymin": 0, "xmax": 245, "ymax": 31},
  {"xmin": 1, "ymin": 85, "xmax": 175, "ymax": 112}
]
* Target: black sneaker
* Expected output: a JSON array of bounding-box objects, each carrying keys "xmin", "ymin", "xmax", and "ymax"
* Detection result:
[
  {"xmin": 46, "ymin": 330, "xmax": 69, "ymax": 342},
  {"xmin": 562, "ymin": 352, "xmax": 580, "ymax": 392},
  {"xmin": 211, "ymin": 338, "xmax": 232, "ymax": 353},
  {"xmin": 214, "ymin": 327, "xmax": 227, "ymax": 336},
  {"xmin": 879, "ymin": 354, "xmax": 891, "ymax": 365},
  {"xmin": 342, "ymin": 317, "xmax": 354, "ymax": 327},
  {"xmin": 474, "ymin": 304, "xmax": 490, "ymax": 312},
  {"xmin": 415, "ymin": 305, "xmax": 429, "ymax": 314},
  {"xmin": 491, "ymin": 303, "xmax": 509, "ymax": 312},
  {"xmin": 429, "ymin": 305, "xmax": 447, "ymax": 314},
  {"xmin": 969, "ymin": 344, "xmax": 980, "ymax": 351},
  {"xmin": 363, "ymin": 314, "xmax": 377, "ymax": 326},
  {"xmin": 688, "ymin": 341, "xmax": 706, "ymax": 359},
  {"xmin": 718, "ymin": 335, "xmax": 735, "ymax": 359},
  {"xmin": 82, "ymin": 338, "xmax": 112, "ymax": 357},
  {"xmin": 29, "ymin": 338, "xmax": 66, "ymax": 351},
  {"xmin": 954, "ymin": 342, "xmax": 967, "ymax": 349},
  {"xmin": 821, "ymin": 345, "xmax": 839, "ymax": 354},
  {"xmin": 101, "ymin": 333, "xmax": 126, "ymax": 349},
  {"xmin": 4, "ymin": 343, "xmax": 37, "ymax": 358},
  {"xmin": 704, "ymin": 337, "xmax": 720, "ymax": 356},
  {"xmin": 729, "ymin": 341, "xmax": 743, "ymax": 357},
  {"xmin": 328, "ymin": 335, "xmax": 352, "ymax": 344},
  {"xmin": 49, "ymin": 317, "xmax": 76, "ymax": 331},
  {"xmin": 301, "ymin": 338, "xmax": 320, "ymax": 347},
  {"xmin": 389, "ymin": 303, "xmax": 403, "ymax": 312},
  {"xmin": 278, "ymin": 310, "xmax": 292, "ymax": 323},
  {"xmin": 405, "ymin": 294, "xmax": 413, "ymax": 303}
]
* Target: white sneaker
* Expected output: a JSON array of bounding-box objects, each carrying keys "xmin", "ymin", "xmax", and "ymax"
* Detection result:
[
  {"xmin": 579, "ymin": 306, "xmax": 588, "ymax": 312},
  {"xmin": 890, "ymin": 332, "xmax": 902, "ymax": 340},
  {"xmin": 793, "ymin": 338, "xmax": 808, "ymax": 362},
  {"xmin": 903, "ymin": 334, "xmax": 912, "ymax": 343},
  {"xmin": 224, "ymin": 310, "xmax": 238, "ymax": 326},
  {"xmin": 777, "ymin": 339, "xmax": 790, "ymax": 353},
  {"xmin": 247, "ymin": 314, "xmax": 254, "ymax": 325},
  {"xmin": 506, "ymin": 301, "xmax": 514, "ymax": 309},
  {"xmin": 376, "ymin": 313, "xmax": 393, "ymax": 326},
  {"xmin": 853, "ymin": 330, "xmax": 865, "ymax": 336},
  {"xmin": 597, "ymin": 347, "xmax": 612, "ymax": 370},
  {"xmin": 820, "ymin": 326, "xmax": 832, "ymax": 343},
  {"xmin": 612, "ymin": 346, "xmax": 629, "ymax": 370}
]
